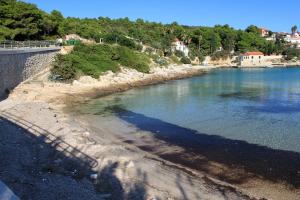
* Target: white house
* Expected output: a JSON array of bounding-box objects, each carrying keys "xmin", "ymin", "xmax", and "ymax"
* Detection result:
[
  {"xmin": 239, "ymin": 52, "xmax": 283, "ymax": 67},
  {"xmin": 284, "ymin": 33, "xmax": 300, "ymax": 48},
  {"xmin": 171, "ymin": 38, "xmax": 189, "ymax": 57},
  {"xmin": 239, "ymin": 52, "xmax": 264, "ymax": 67}
]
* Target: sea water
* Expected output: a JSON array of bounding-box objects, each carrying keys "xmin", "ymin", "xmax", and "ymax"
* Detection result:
[{"xmin": 80, "ymin": 68, "xmax": 300, "ymax": 153}]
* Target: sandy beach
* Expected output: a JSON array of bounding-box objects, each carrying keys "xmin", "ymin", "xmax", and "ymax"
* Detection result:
[{"xmin": 0, "ymin": 64, "xmax": 299, "ymax": 200}]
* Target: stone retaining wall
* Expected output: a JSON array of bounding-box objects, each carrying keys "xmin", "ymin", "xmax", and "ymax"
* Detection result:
[{"xmin": 0, "ymin": 48, "xmax": 60, "ymax": 99}]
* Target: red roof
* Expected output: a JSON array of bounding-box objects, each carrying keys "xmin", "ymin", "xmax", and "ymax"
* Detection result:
[
  {"xmin": 259, "ymin": 28, "xmax": 268, "ymax": 31},
  {"xmin": 244, "ymin": 52, "xmax": 264, "ymax": 56}
]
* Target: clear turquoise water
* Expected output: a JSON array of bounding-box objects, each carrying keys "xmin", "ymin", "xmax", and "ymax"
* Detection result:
[{"xmin": 83, "ymin": 68, "xmax": 300, "ymax": 153}]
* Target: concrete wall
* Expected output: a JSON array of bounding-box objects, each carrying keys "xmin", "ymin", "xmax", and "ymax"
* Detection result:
[{"xmin": 0, "ymin": 48, "xmax": 60, "ymax": 99}]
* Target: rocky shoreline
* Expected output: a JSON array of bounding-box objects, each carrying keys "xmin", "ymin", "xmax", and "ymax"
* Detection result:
[{"xmin": 4, "ymin": 64, "xmax": 216, "ymax": 107}]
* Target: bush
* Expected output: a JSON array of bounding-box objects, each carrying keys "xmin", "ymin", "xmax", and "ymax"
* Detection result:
[
  {"xmin": 154, "ymin": 57, "xmax": 168, "ymax": 66},
  {"xmin": 117, "ymin": 46, "xmax": 150, "ymax": 73},
  {"xmin": 103, "ymin": 33, "xmax": 139, "ymax": 50},
  {"xmin": 51, "ymin": 44, "xmax": 151, "ymax": 80},
  {"xmin": 174, "ymin": 50, "xmax": 185, "ymax": 58},
  {"xmin": 145, "ymin": 47, "xmax": 155, "ymax": 54},
  {"xmin": 51, "ymin": 54, "xmax": 77, "ymax": 80},
  {"xmin": 285, "ymin": 48, "xmax": 300, "ymax": 60},
  {"xmin": 180, "ymin": 57, "xmax": 191, "ymax": 64},
  {"xmin": 169, "ymin": 55, "xmax": 181, "ymax": 64}
]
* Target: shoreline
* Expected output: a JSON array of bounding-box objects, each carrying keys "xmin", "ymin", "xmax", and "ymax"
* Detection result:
[
  {"xmin": 1, "ymin": 64, "xmax": 299, "ymax": 199},
  {"xmin": 5, "ymin": 64, "xmax": 217, "ymax": 108},
  {"xmin": 2, "ymin": 64, "xmax": 253, "ymax": 200}
]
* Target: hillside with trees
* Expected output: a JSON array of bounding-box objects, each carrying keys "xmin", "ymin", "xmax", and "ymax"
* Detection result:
[
  {"xmin": 1, "ymin": 0, "xmax": 294, "ymax": 80},
  {"xmin": 0, "ymin": 0, "xmax": 286, "ymax": 55}
]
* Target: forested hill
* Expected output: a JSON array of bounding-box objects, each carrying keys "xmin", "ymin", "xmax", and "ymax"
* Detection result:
[{"xmin": 0, "ymin": 0, "xmax": 286, "ymax": 57}]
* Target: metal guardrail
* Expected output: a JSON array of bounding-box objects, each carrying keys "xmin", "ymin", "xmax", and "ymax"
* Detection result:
[{"xmin": 0, "ymin": 40, "xmax": 59, "ymax": 49}]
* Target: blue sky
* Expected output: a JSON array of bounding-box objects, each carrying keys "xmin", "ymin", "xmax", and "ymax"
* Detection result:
[{"xmin": 24, "ymin": 0, "xmax": 299, "ymax": 32}]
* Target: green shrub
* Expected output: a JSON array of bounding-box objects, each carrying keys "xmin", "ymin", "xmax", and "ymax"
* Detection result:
[
  {"xmin": 169, "ymin": 55, "xmax": 181, "ymax": 64},
  {"xmin": 285, "ymin": 48, "xmax": 300, "ymax": 60},
  {"xmin": 51, "ymin": 44, "xmax": 151, "ymax": 80},
  {"xmin": 154, "ymin": 57, "xmax": 168, "ymax": 66},
  {"xmin": 174, "ymin": 50, "xmax": 185, "ymax": 58},
  {"xmin": 51, "ymin": 54, "xmax": 77, "ymax": 80},
  {"xmin": 180, "ymin": 57, "xmax": 191, "ymax": 64},
  {"xmin": 117, "ymin": 46, "xmax": 150, "ymax": 73},
  {"xmin": 145, "ymin": 47, "xmax": 155, "ymax": 54},
  {"xmin": 103, "ymin": 33, "xmax": 139, "ymax": 50}
]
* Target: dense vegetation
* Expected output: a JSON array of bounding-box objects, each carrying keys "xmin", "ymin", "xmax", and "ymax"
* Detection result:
[
  {"xmin": 0, "ymin": 0, "xmax": 62, "ymax": 40},
  {"xmin": 1, "ymin": 0, "xmax": 287, "ymax": 56},
  {"xmin": 51, "ymin": 44, "xmax": 151, "ymax": 80}
]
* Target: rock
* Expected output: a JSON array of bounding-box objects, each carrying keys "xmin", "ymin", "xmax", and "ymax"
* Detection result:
[
  {"xmin": 72, "ymin": 80, "xmax": 81, "ymax": 86},
  {"xmin": 83, "ymin": 131, "xmax": 90, "ymax": 136},
  {"xmin": 78, "ymin": 76, "xmax": 98, "ymax": 84},
  {"xmin": 90, "ymin": 173, "xmax": 98, "ymax": 180},
  {"xmin": 127, "ymin": 161, "xmax": 135, "ymax": 168}
]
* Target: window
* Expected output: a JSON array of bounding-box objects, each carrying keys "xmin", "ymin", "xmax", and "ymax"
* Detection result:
[{"xmin": 252, "ymin": 56, "xmax": 254, "ymax": 59}]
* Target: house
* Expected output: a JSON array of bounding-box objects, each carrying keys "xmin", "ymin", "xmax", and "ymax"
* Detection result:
[
  {"xmin": 239, "ymin": 52, "xmax": 264, "ymax": 67},
  {"xmin": 239, "ymin": 52, "xmax": 283, "ymax": 67},
  {"xmin": 265, "ymin": 33, "xmax": 276, "ymax": 41},
  {"xmin": 259, "ymin": 28, "xmax": 269, "ymax": 37},
  {"xmin": 171, "ymin": 38, "xmax": 189, "ymax": 57},
  {"xmin": 284, "ymin": 33, "xmax": 300, "ymax": 48}
]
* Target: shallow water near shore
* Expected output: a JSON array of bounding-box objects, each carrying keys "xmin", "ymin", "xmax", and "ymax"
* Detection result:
[
  {"xmin": 76, "ymin": 67, "xmax": 300, "ymax": 191},
  {"xmin": 80, "ymin": 68, "xmax": 300, "ymax": 152}
]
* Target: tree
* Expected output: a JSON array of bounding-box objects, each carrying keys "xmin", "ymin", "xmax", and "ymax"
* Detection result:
[
  {"xmin": 0, "ymin": 0, "xmax": 287, "ymax": 56},
  {"xmin": 50, "ymin": 10, "xmax": 64, "ymax": 23},
  {"xmin": 210, "ymin": 33, "xmax": 221, "ymax": 54},
  {"xmin": 245, "ymin": 25, "xmax": 260, "ymax": 35},
  {"xmin": 0, "ymin": 0, "xmax": 60, "ymax": 40},
  {"xmin": 291, "ymin": 25, "xmax": 298, "ymax": 35}
]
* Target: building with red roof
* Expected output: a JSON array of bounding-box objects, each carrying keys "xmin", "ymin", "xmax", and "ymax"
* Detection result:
[
  {"xmin": 243, "ymin": 52, "xmax": 264, "ymax": 56},
  {"xmin": 259, "ymin": 28, "xmax": 269, "ymax": 37}
]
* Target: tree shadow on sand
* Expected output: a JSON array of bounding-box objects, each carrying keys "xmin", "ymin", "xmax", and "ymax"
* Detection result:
[
  {"xmin": 0, "ymin": 112, "xmax": 148, "ymax": 200},
  {"xmin": 108, "ymin": 106, "xmax": 300, "ymax": 188}
]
